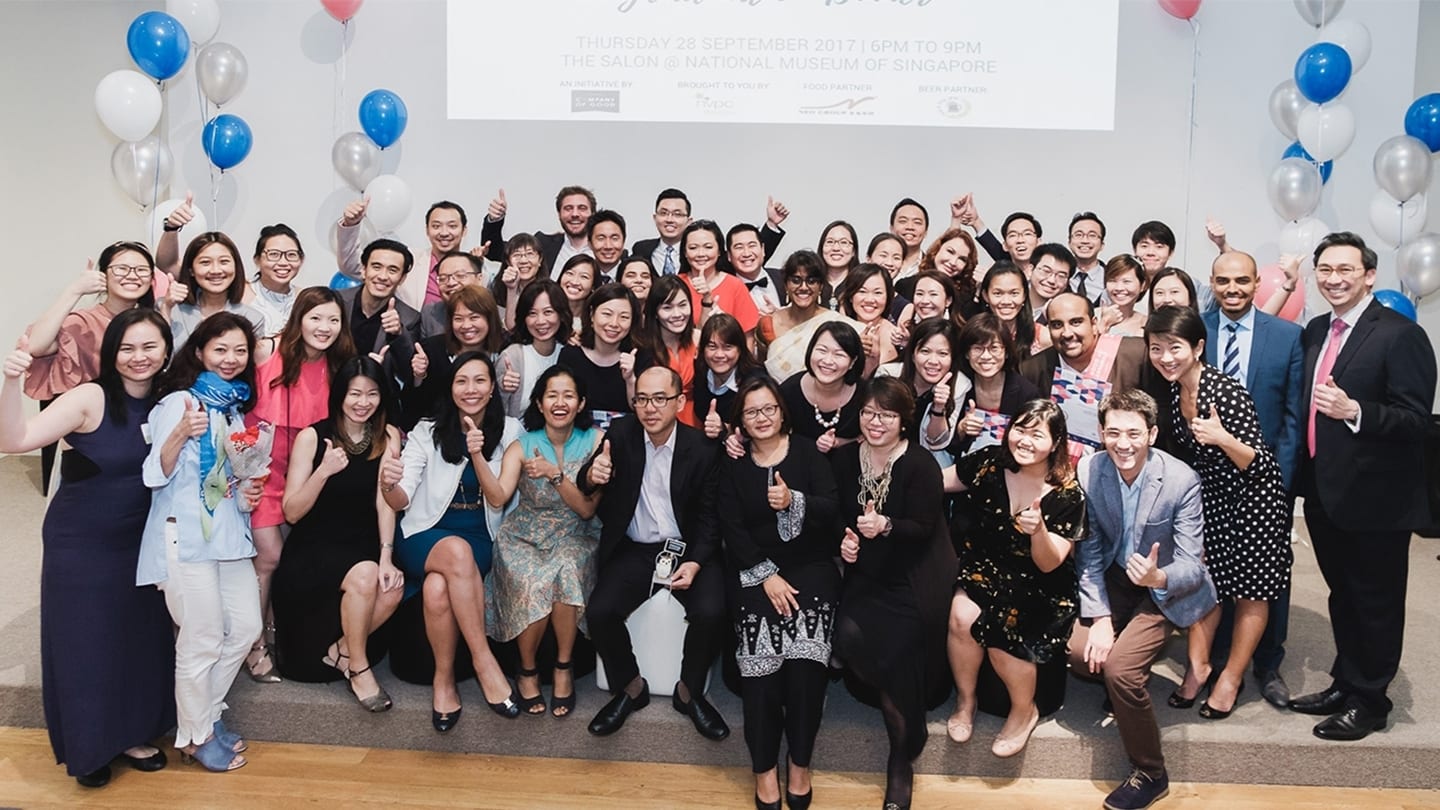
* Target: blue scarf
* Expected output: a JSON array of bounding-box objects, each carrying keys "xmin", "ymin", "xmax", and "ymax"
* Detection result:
[{"xmin": 190, "ymin": 371, "xmax": 251, "ymax": 539}]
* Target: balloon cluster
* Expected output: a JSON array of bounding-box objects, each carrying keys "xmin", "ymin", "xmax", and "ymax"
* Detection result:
[
  {"xmin": 1384, "ymin": 94, "xmax": 1440, "ymax": 303},
  {"xmin": 331, "ymin": 87, "xmax": 412, "ymax": 234}
]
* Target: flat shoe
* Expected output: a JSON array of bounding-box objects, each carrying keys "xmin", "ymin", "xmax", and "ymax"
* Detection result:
[
  {"xmin": 992, "ymin": 709, "xmax": 1040, "ymax": 758},
  {"xmin": 76, "ymin": 765, "xmax": 111, "ymax": 788},
  {"xmin": 432, "ymin": 706, "xmax": 462, "ymax": 733},
  {"xmin": 946, "ymin": 712, "xmax": 973, "ymax": 744},
  {"xmin": 119, "ymin": 749, "xmax": 168, "ymax": 772}
]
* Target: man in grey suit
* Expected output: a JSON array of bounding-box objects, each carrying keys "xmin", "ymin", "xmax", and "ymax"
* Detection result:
[
  {"xmin": 1202, "ymin": 251, "xmax": 1304, "ymax": 707},
  {"xmin": 1070, "ymin": 389, "xmax": 1215, "ymax": 810}
]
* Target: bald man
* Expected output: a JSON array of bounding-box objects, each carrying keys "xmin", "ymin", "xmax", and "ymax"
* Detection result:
[{"xmin": 1202, "ymin": 251, "xmax": 1304, "ymax": 707}]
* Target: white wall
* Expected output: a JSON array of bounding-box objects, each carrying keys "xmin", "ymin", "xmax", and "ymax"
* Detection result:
[{"xmin": 2, "ymin": 0, "xmax": 1435, "ymax": 357}]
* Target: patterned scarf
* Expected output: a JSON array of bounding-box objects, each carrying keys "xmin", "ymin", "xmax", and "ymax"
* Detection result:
[{"xmin": 190, "ymin": 371, "xmax": 251, "ymax": 539}]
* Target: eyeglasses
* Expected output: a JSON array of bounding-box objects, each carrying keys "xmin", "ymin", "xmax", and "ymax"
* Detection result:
[
  {"xmin": 823, "ymin": 239, "xmax": 854, "ymax": 249},
  {"xmin": 107, "ymin": 264, "xmax": 149, "ymax": 279},
  {"xmin": 742, "ymin": 403, "xmax": 781, "ymax": 420},
  {"xmin": 1314, "ymin": 265, "xmax": 1365, "ymax": 278},
  {"xmin": 1070, "ymin": 230, "xmax": 1103, "ymax": 241},
  {"xmin": 968, "ymin": 343, "xmax": 1004, "ymax": 358},
  {"xmin": 787, "ymin": 275, "xmax": 821, "ymax": 287},
  {"xmin": 655, "ymin": 208, "xmax": 689, "ymax": 220},
  {"xmin": 437, "ymin": 270, "xmax": 476, "ymax": 284},
  {"xmin": 860, "ymin": 408, "xmax": 900, "ymax": 425},
  {"xmin": 1034, "ymin": 266, "xmax": 1070, "ymax": 282},
  {"xmin": 508, "ymin": 249, "xmax": 539, "ymax": 261},
  {"xmin": 632, "ymin": 393, "xmax": 681, "ymax": 409},
  {"xmin": 262, "ymin": 249, "xmax": 302, "ymax": 263}
]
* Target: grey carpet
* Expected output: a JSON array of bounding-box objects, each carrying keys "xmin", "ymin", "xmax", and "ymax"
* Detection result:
[{"xmin": 1, "ymin": 454, "xmax": 1436, "ymax": 788}]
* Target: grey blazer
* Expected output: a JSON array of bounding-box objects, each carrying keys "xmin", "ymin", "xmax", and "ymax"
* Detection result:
[{"xmin": 1077, "ymin": 448, "xmax": 1216, "ymax": 628}]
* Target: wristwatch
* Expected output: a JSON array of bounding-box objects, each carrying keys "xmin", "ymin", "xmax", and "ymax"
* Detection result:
[{"xmin": 549, "ymin": 471, "xmax": 564, "ymax": 486}]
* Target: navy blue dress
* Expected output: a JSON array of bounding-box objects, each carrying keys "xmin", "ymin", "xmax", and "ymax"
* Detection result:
[{"xmin": 42, "ymin": 393, "xmax": 175, "ymax": 775}]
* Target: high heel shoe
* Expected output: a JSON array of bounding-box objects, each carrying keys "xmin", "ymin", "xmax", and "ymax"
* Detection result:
[
  {"xmin": 516, "ymin": 667, "xmax": 546, "ymax": 716},
  {"xmin": 1199, "ymin": 678, "xmax": 1246, "ymax": 720},
  {"xmin": 180, "ymin": 736, "xmax": 246, "ymax": 772},
  {"xmin": 1167, "ymin": 669, "xmax": 1218, "ymax": 709},
  {"xmin": 755, "ymin": 795, "xmax": 781, "ymax": 810},
  {"xmin": 486, "ymin": 687, "xmax": 521, "ymax": 720},
  {"xmin": 345, "ymin": 664, "xmax": 392, "ymax": 713},
  {"xmin": 246, "ymin": 641, "xmax": 282, "ymax": 684},
  {"xmin": 432, "ymin": 706, "xmax": 462, "ymax": 733},
  {"xmin": 551, "ymin": 660, "xmax": 576, "ymax": 718},
  {"xmin": 785, "ymin": 789, "xmax": 813, "ymax": 810},
  {"xmin": 213, "ymin": 718, "xmax": 247, "ymax": 754}
]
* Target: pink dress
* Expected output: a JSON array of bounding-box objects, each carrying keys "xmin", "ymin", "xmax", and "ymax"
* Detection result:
[{"xmin": 248, "ymin": 354, "xmax": 331, "ymax": 529}]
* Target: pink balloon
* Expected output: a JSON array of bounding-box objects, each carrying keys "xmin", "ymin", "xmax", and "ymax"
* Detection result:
[
  {"xmin": 321, "ymin": 0, "xmax": 363, "ymax": 22},
  {"xmin": 1257, "ymin": 263, "xmax": 1305, "ymax": 323},
  {"xmin": 1158, "ymin": 0, "xmax": 1202, "ymax": 19}
]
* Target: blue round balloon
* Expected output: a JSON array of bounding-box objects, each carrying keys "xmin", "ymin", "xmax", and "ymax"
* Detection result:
[
  {"xmin": 358, "ymin": 89, "xmax": 408, "ymax": 149},
  {"xmin": 1374, "ymin": 289, "xmax": 1417, "ymax": 322},
  {"xmin": 202, "ymin": 114, "xmax": 253, "ymax": 171},
  {"xmin": 329, "ymin": 272, "xmax": 361, "ymax": 291},
  {"xmin": 127, "ymin": 11, "xmax": 191, "ymax": 82},
  {"xmin": 1283, "ymin": 141, "xmax": 1333, "ymax": 183},
  {"xmin": 1404, "ymin": 93, "xmax": 1440, "ymax": 153},
  {"xmin": 1294, "ymin": 42, "xmax": 1351, "ymax": 105}
]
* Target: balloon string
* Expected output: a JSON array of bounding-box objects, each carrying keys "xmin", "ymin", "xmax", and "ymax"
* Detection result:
[
  {"xmin": 1181, "ymin": 18, "xmax": 1200, "ymax": 271},
  {"xmin": 193, "ymin": 52, "xmax": 219, "ymax": 226}
]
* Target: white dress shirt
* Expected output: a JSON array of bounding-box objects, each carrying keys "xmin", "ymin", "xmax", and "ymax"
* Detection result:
[
  {"xmin": 651, "ymin": 241, "xmax": 681, "ymax": 276},
  {"xmin": 626, "ymin": 425, "xmax": 680, "ymax": 544}
]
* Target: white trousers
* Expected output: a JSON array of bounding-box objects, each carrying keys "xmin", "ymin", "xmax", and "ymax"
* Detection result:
[{"xmin": 161, "ymin": 523, "xmax": 262, "ymax": 747}]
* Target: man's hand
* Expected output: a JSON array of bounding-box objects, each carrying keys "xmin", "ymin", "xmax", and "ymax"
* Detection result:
[
  {"xmin": 670, "ymin": 561, "xmax": 700, "ymax": 590},
  {"xmin": 341, "ymin": 196, "xmax": 370, "ymax": 227},
  {"xmin": 1313, "ymin": 376, "xmax": 1360, "ymax": 422},
  {"xmin": 587, "ymin": 439, "xmax": 613, "ymax": 487},
  {"xmin": 766, "ymin": 195, "xmax": 789, "ymax": 229},
  {"xmin": 1084, "ymin": 616, "xmax": 1114, "ymax": 674},
  {"xmin": 380, "ymin": 298, "xmax": 401, "ymax": 336},
  {"xmin": 1126, "ymin": 543, "xmax": 1167, "ymax": 589},
  {"xmin": 487, "ymin": 188, "xmax": 507, "ymax": 222}
]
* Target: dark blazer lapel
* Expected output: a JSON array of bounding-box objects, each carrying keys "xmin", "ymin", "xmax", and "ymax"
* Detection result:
[{"xmin": 1329, "ymin": 300, "xmax": 1382, "ymax": 380}]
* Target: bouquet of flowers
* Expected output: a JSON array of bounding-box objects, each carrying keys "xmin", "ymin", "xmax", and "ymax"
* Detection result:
[{"xmin": 226, "ymin": 421, "xmax": 274, "ymax": 513}]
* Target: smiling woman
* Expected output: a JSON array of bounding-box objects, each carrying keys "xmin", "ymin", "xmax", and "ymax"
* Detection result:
[{"xmin": 168, "ymin": 233, "xmax": 270, "ymax": 355}]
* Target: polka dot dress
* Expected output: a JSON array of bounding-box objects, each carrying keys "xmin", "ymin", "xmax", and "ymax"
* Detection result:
[{"xmin": 1168, "ymin": 365, "xmax": 1293, "ymax": 601}]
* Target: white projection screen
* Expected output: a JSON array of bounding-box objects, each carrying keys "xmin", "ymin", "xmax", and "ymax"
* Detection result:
[{"xmin": 448, "ymin": 0, "xmax": 1119, "ymax": 130}]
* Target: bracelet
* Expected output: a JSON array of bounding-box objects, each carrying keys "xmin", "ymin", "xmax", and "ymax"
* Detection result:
[
  {"xmin": 1281, "ymin": 283, "xmax": 1296, "ymax": 292},
  {"xmin": 381, "ymin": 542, "xmax": 394, "ymax": 549},
  {"xmin": 381, "ymin": 484, "xmax": 396, "ymax": 493},
  {"xmin": 162, "ymin": 221, "xmax": 181, "ymax": 232},
  {"xmin": 701, "ymin": 298, "xmax": 715, "ymax": 308}
]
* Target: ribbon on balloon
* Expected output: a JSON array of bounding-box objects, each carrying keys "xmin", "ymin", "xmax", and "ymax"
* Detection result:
[{"xmin": 1156, "ymin": 0, "xmax": 1203, "ymax": 269}]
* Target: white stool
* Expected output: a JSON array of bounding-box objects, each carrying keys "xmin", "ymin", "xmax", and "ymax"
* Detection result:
[{"xmin": 594, "ymin": 588, "xmax": 709, "ymax": 697}]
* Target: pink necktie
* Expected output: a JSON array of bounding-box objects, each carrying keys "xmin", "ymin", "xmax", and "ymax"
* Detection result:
[{"xmin": 1307, "ymin": 318, "xmax": 1349, "ymax": 457}]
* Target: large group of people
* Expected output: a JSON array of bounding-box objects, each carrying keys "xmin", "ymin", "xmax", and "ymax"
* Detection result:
[{"xmin": 2, "ymin": 184, "xmax": 1433, "ymax": 810}]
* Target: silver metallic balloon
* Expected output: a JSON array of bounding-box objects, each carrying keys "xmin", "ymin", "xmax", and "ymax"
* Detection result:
[
  {"xmin": 111, "ymin": 136, "xmax": 173, "ymax": 207},
  {"xmin": 332, "ymin": 132, "xmax": 382, "ymax": 192},
  {"xmin": 1267, "ymin": 158, "xmax": 1323, "ymax": 223},
  {"xmin": 196, "ymin": 42, "xmax": 248, "ymax": 107},
  {"xmin": 1373, "ymin": 135, "xmax": 1434, "ymax": 204},
  {"xmin": 1293, "ymin": 0, "xmax": 1344, "ymax": 27},
  {"xmin": 1397, "ymin": 232, "xmax": 1440, "ymax": 299},
  {"xmin": 1268, "ymin": 80, "xmax": 1306, "ymax": 140}
]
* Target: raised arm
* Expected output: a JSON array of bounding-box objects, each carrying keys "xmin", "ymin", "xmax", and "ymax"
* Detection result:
[{"xmin": 0, "ymin": 342, "xmax": 102, "ymax": 452}]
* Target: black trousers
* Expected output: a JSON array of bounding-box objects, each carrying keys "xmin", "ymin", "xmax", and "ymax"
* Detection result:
[
  {"xmin": 587, "ymin": 540, "xmax": 727, "ymax": 696},
  {"xmin": 1303, "ymin": 495, "xmax": 1410, "ymax": 715},
  {"xmin": 741, "ymin": 659, "xmax": 828, "ymax": 773}
]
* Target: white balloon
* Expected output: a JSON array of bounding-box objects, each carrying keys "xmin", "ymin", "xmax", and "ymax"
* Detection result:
[
  {"xmin": 364, "ymin": 175, "xmax": 412, "ymax": 234},
  {"xmin": 166, "ymin": 0, "xmax": 221, "ymax": 44},
  {"xmin": 147, "ymin": 198, "xmax": 210, "ymax": 255},
  {"xmin": 94, "ymin": 70, "xmax": 163, "ymax": 142},
  {"xmin": 1368, "ymin": 191, "xmax": 1428, "ymax": 248},
  {"xmin": 1278, "ymin": 216, "xmax": 1331, "ymax": 256},
  {"xmin": 1296, "ymin": 102, "xmax": 1356, "ymax": 162},
  {"xmin": 1320, "ymin": 20, "xmax": 1371, "ymax": 72}
]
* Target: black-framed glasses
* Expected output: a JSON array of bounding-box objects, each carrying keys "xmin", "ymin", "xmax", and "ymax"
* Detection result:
[
  {"xmin": 107, "ymin": 264, "xmax": 149, "ymax": 279},
  {"xmin": 262, "ymin": 249, "xmax": 302, "ymax": 263},
  {"xmin": 742, "ymin": 403, "xmax": 780, "ymax": 420},
  {"xmin": 787, "ymin": 275, "xmax": 821, "ymax": 287},
  {"xmin": 633, "ymin": 393, "xmax": 682, "ymax": 409}
]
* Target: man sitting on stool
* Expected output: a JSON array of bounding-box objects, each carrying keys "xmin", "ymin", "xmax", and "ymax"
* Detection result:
[
  {"xmin": 1070, "ymin": 390, "xmax": 1216, "ymax": 810},
  {"xmin": 579, "ymin": 367, "xmax": 729, "ymax": 739}
]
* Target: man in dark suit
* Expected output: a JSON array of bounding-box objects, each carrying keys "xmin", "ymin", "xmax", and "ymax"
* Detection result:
[
  {"xmin": 630, "ymin": 188, "xmax": 692, "ymax": 276},
  {"xmin": 578, "ymin": 367, "xmax": 729, "ymax": 740},
  {"xmin": 1290, "ymin": 232, "xmax": 1436, "ymax": 741},
  {"xmin": 480, "ymin": 185, "xmax": 596, "ymax": 277},
  {"xmin": 336, "ymin": 238, "xmax": 421, "ymax": 361},
  {"xmin": 727, "ymin": 222, "xmax": 787, "ymax": 314},
  {"xmin": 1202, "ymin": 251, "xmax": 1305, "ymax": 707},
  {"xmin": 587, "ymin": 209, "xmax": 628, "ymax": 283}
]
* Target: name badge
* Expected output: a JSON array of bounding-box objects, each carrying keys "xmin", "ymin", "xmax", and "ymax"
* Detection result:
[{"xmin": 141, "ymin": 421, "xmax": 153, "ymax": 445}]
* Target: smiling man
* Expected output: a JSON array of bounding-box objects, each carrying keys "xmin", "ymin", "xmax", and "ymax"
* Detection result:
[
  {"xmin": 337, "ymin": 238, "xmax": 421, "ymax": 361},
  {"xmin": 632, "ymin": 189, "xmax": 692, "ymax": 276},
  {"xmin": 586, "ymin": 209, "xmax": 629, "ymax": 282},
  {"xmin": 1068, "ymin": 212, "xmax": 1108, "ymax": 305},
  {"xmin": 1027, "ymin": 243, "xmax": 1076, "ymax": 328}
]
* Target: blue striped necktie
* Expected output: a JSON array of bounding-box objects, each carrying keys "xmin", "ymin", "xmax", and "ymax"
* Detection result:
[{"xmin": 1223, "ymin": 321, "xmax": 1241, "ymax": 380}]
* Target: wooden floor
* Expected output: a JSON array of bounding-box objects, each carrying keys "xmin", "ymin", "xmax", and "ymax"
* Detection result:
[{"xmin": 0, "ymin": 727, "xmax": 1435, "ymax": 810}]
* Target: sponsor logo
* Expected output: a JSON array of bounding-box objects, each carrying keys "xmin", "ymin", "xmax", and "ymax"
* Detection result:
[
  {"xmin": 799, "ymin": 96, "xmax": 875, "ymax": 112},
  {"xmin": 694, "ymin": 93, "xmax": 736, "ymax": 114},
  {"xmin": 572, "ymin": 90, "xmax": 620, "ymax": 113},
  {"xmin": 936, "ymin": 97, "xmax": 972, "ymax": 119}
]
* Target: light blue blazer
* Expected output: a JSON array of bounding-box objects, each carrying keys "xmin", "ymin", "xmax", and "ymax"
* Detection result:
[{"xmin": 1077, "ymin": 448, "xmax": 1216, "ymax": 628}]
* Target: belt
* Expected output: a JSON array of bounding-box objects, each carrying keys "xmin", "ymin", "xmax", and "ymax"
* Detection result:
[{"xmin": 448, "ymin": 502, "xmax": 484, "ymax": 511}]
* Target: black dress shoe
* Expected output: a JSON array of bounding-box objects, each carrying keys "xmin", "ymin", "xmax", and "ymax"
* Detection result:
[
  {"xmin": 1289, "ymin": 685, "xmax": 1347, "ymax": 716},
  {"xmin": 76, "ymin": 765, "xmax": 112, "ymax": 788},
  {"xmin": 1255, "ymin": 670, "xmax": 1291, "ymax": 709},
  {"xmin": 119, "ymin": 749, "xmax": 167, "ymax": 772},
  {"xmin": 1313, "ymin": 706, "xmax": 1386, "ymax": 741},
  {"xmin": 672, "ymin": 691, "xmax": 730, "ymax": 740},
  {"xmin": 588, "ymin": 685, "xmax": 650, "ymax": 736},
  {"xmin": 432, "ymin": 706, "xmax": 462, "ymax": 733}
]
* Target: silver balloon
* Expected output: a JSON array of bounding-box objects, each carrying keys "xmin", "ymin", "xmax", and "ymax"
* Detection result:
[
  {"xmin": 1373, "ymin": 135, "xmax": 1434, "ymax": 203},
  {"xmin": 1293, "ymin": 0, "xmax": 1344, "ymax": 27},
  {"xmin": 1398, "ymin": 233, "xmax": 1440, "ymax": 299},
  {"xmin": 1268, "ymin": 80, "xmax": 1306, "ymax": 140},
  {"xmin": 332, "ymin": 132, "xmax": 382, "ymax": 191},
  {"xmin": 111, "ymin": 137, "xmax": 173, "ymax": 207},
  {"xmin": 1267, "ymin": 158, "xmax": 1323, "ymax": 223},
  {"xmin": 196, "ymin": 42, "xmax": 248, "ymax": 107}
]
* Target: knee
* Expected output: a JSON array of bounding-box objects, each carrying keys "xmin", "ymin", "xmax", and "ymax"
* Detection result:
[
  {"xmin": 949, "ymin": 594, "xmax": 979, "ymax": 637},
  {"xmin": 1102, "ymin": 659, "xmax": 1146, "ymax": 695},
  {"xmin": 345, "ymin": 562, "xmax": 380, "ymax": 594},
  {"xmin": 230, "ymin": 608, "xmax": 264, "ymax": 651},
  {"xmin": 422, "ymin": 572, "xmax": 451, "ymax": 614},
  {"xmin": 428, "ymin": 537, "xmax": 476, "ymax": 577}
]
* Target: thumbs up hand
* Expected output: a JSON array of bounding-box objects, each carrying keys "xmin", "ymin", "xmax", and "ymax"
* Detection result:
[
  {"xmin": 524, "ymin": 446, "xmax": 559, "ymax": 481},
  {"xmin": 856, "ymin": 499, "xmax": 888, "ymax": 539},
  {"xmin": 499, "ymin": 355, "xmax": 521, "ymax": 393},
  {"xmin": 767, "ymin": 470, "xmax": 792, "ymax": 511},
  {"xmin": 367, "ymin": 344, "xmax": 390, "ymax": 366},
  {"xmin": 840, "ymin": 526, "xmax": 861, "ymax": 563},
  {"xmin": 411, "ymin": 348, "xmax": 429, "ymax": 382},
  {"xmin": 469, "ymin": 241, "xmax": 492, "ymax": 262},
  {"xmin": 588, "ymin": 439, "xmax": 613, "ymax": 486},
  {"xmin": 380, "ymin": 438, "xmax": 405, "ymax": 489},
  {"xmin": 703, "ymin": 399, "xmax": 724, "ymax": 439},
  {"xmin": 175, "ymin": 396, "xmax": 210, "ymax": 440},
  {"xmin": 3, "ymin": 334, "xmax": 33, "ymax": 379},
  {"xmin": 1014, "ymin": 497, "xmax": 1045, "ymax": 537},
  {"xmin": 380, "ymin": 297, "xmax": 401, "ymax": 336},
  {"xmin": 166, "ymin": 191, "xmax": 196, "ymax": 230},
  {"xmin": 619, "ymin": 349, "xmax": 637, "ymax": 381},
  {"xmin": 724, "ymin": 427, "xmax": 747, "ymax": 460},
  {"xmin": 931, "ymin": 372, "xmax": 953, "ymax": 412},
  {"xmin": 765, "ymin": 194, "xmax": 789, "ymax": 227},
  {"xmin": 70, "ymin": 259, "xmax": 107, "ymax": 297},
  {"xmin": 318, "ymin": 437, "xmax": 350, "ymax": 476},
  {"xmin": 815, "ymin": 428, "xmax": 837, "ymax": 454},
  {"xmin": 462, "ymin": 415, "xmax": 485, "ymax": 457},
  {"xmin": 1313, "ymin": 375, "xmax": 1359, "ymax": 421},
  {"xmin": 1189, "ymin": 402, "xmax": 1231, "ymax": 447},
  {"xmin": 487, "ymin": 188, "xmax": 507, "ymax": 222},
  {"xmin": 341, "ymin": 196, "xmax": 370, "ymax": 227},
  {"xmin": 1126, "ymin": 542, "xmax": 1167, "ymax": 588},
  {"xmin": 958, "ymin": 403, "xmax": 983, "ymax": 438}
]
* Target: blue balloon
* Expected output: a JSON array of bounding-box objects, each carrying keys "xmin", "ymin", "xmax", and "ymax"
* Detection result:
[
  {"xmin": 1374, "ymin": 289, "xmax": 1417, "ymax": 322},
  {"xmin": 1283, "ymin": 141, "xmax": 1333, "ymax": 183},
  {"xmin": 126, "ymin": 11, "xmax": 191, "ymax": 82},
  {"xmin": 329, "ymin": 272, "xmax": 361, "ymax": 291},
  {"xmin": 202, "ymin": 114, "xmax": 253, "ymax": 171},
  {"xmin": 1294, "ymin": 43, "xmax": 1352, "ymax": 105},
  {"xmin": 1404, "ymin": 93, "xmax": 1440, "ymax": 153},
  {"xmin": 358, "ymin": 89, "xmax": 408, "ymax": 149}
]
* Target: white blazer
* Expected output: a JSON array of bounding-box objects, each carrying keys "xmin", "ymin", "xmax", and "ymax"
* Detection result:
[{"xmin": 398, "ymin": 416, "xmax": 521, "ymax": 539}]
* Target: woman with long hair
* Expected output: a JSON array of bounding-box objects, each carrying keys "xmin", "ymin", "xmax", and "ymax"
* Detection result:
[
  {"xmin": 816, "ymin": 221, "xmax": 860, "ymax": 310},
  {"xmin": 1147, "ymin": 267, "xmax": 1201, "ymax": 314},
  {"xmin": 557, "ymin": 254, "xmax": 599, "ymax": 336},
  {"xmin": 617, "ymin": 255, "xmax": 659, "ymax": 309},
  {"xmin": 978, "ymin": 263, "xmax": 1037, "ymax": 361},
  {"xmin": 636, "ymin": 275, "xmax": 700, "ymax": 426},
  {"xmin": 838, "ymin": 263, "xmax": 899, "ymax": 372},
  {"xmin": 166, "ymin": 233, "xmax": 270, "ymax": 354},
  {"xmin": 246, "ymin": 287, "xmax": 356, "ymax": 683},
  {"xmin": 138, "ymin": 311, "xmax": 264, "ymax": 772},
  {"xmin": 892, "ymin": 317, "xmax": 970, "ymax": 466},
  {"xmin": 272, "ymin": 357, "xmax": 405, "ymax": 710},
  {"xmin": 693, "ymin": 313, "xmax": 766, "ymax": 440},
  {"xmin": 405, "ymin": 284, "xmax": 504, "ymax": 428},
  {"xmin": 497, "ymin": 279, "xmax": 570, "ymax": 418},
  {"xmin": 0, "ymin": 309, "xmax": 176, "ymax": 788},
  {"xmin": 560, "ymin": 283, "xmax": 640, "ymax": 429}
]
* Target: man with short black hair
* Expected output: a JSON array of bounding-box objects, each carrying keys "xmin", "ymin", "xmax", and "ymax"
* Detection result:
[
  {"xmin": 337, "ymin": 238, "xmax": 421, "ymax": 378},
  {"xmin": 890, "ymin": 197, "xmax": 930, "ymax": 280},
  {"xmin": 632, "ymin": 189, "xmax": 692, "ymax": 276},
  {"xmin": 1028, "ymin": 243, "xmax": 1076, "ymax": 328},
  {"xmin": 586, "ymin": 209, "xmax": 628, "ymax": 282},
  {"xmin": 727, "ymin": 223, "xmax": 786, "ymax": 314},
  {"xmin": 1069, "ymin": 212, "xmax": 1108, "ymax": 305}
]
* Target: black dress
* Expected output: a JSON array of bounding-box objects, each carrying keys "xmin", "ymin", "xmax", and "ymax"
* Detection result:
[
  {"xmin": 558, "ymin": 344, "xmax": 632, "ymax": 428},
  {"xmin": 953, "ymin": 445, "xmax": 1087, "ymax": 664},
  {"xmin": 780, "ymin": 373, "xmax": 861, "ymax": 445},
  {"xmin": 272, "ymin": 421, "xmax": 385, "ymax": 682},
  {"xmin": 42, "ymin": 394, "xmax": 175, "ymax": 776},
  {"xmin": 1165, "ymin": 365, "xmax": 1292, "ymax": 601}
]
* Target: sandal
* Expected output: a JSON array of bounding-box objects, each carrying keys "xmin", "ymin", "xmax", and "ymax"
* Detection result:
[
  {"xmin": 246, "ymin": 641, "xmax": 281, "ymax": 684},
  {"xmin": 180, "ymin": 736, "xmax": 246, "ymax": 772},
  {"xmin": 321, "ymin": 641, "xmax": 349, "ymax": 677},
  {"xmin": 345, "ymin": 664, "xmax": 392, "ymax": 713},
  {"xmin": 551, "ymin": 660, "xmax": 576, "ymax": 718},
  {"xmin": 212, "ymin": 718, "xmax": 247, "ymax": 754},
  {"xmin": 516, "ymin": 667, "xmax": 546, "ymax": 716}
]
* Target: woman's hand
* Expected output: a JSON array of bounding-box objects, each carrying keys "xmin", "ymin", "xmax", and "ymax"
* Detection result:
[
  {"xmin": 378, "ymin": 560, "xmax": 405, "ymax": 592},
  {"xmin": 172, "ymin": 397, "xmax": 210, "ymax": 442},
  {"xmin": 238, "ymin": 478, "xmax": 264, "ymax": 511},
  {"xmin": 462, "ymin": 416, "xmax": 486, "ymax": 456},
  {"xmin": 725, "ymin": 427, "xmax": 746, "ymax": 460},
  {"xmin": 931, "ymin": 372, "xmax": 953, "ymax": 413},
  {"xmin": 1014, "ymin": 497, "xmax": 1045, "ymax": 537},
  {"xmin": 1189, "ymin": 403, "xmax": 1233, "ymax": 447},
  {"xmin": 499, "ymin": 356, "xmax": 521, "ymax": 393},
  {"xmin": 957, "ymin": 404, "xmax": 983, "ymax": 438},
  {"xmin": 840, "ymin": 527, "xmax": 860, "ymax": 563},
  {"xmin": 763, "ymin": 573, "xmax": 801, "ymax": 618},
  {"xmin": 856, "ymin": 500, "xmax": 886, "ymax": 539},
  {"xmin": 379, "ymin": 441, "xmax": 404, "ymax": 490},
  {"xmin": 619, "ymin": 349, "xmax": 636, "ymax": 382},
  {"xmin": 411, "ymin": 350, "xmax": 429, "ymax": 383},
  {"xmin": 767, "ymin": 471, "xmax": 792, "ymax": 511},
  {"xmin": 317, "ymin": 438, "xmax": 350, "ymax": 477},
  {"xmin": 523, "ymin": 448, "xmax": 559, "ymax": 480},
  {"xmin": 3, "ymin": 336, "xmax": 33, "ymax": 379},
  {"xmin": 814, "ymin": 428, "xmax": 837, "ymax": 454}
]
